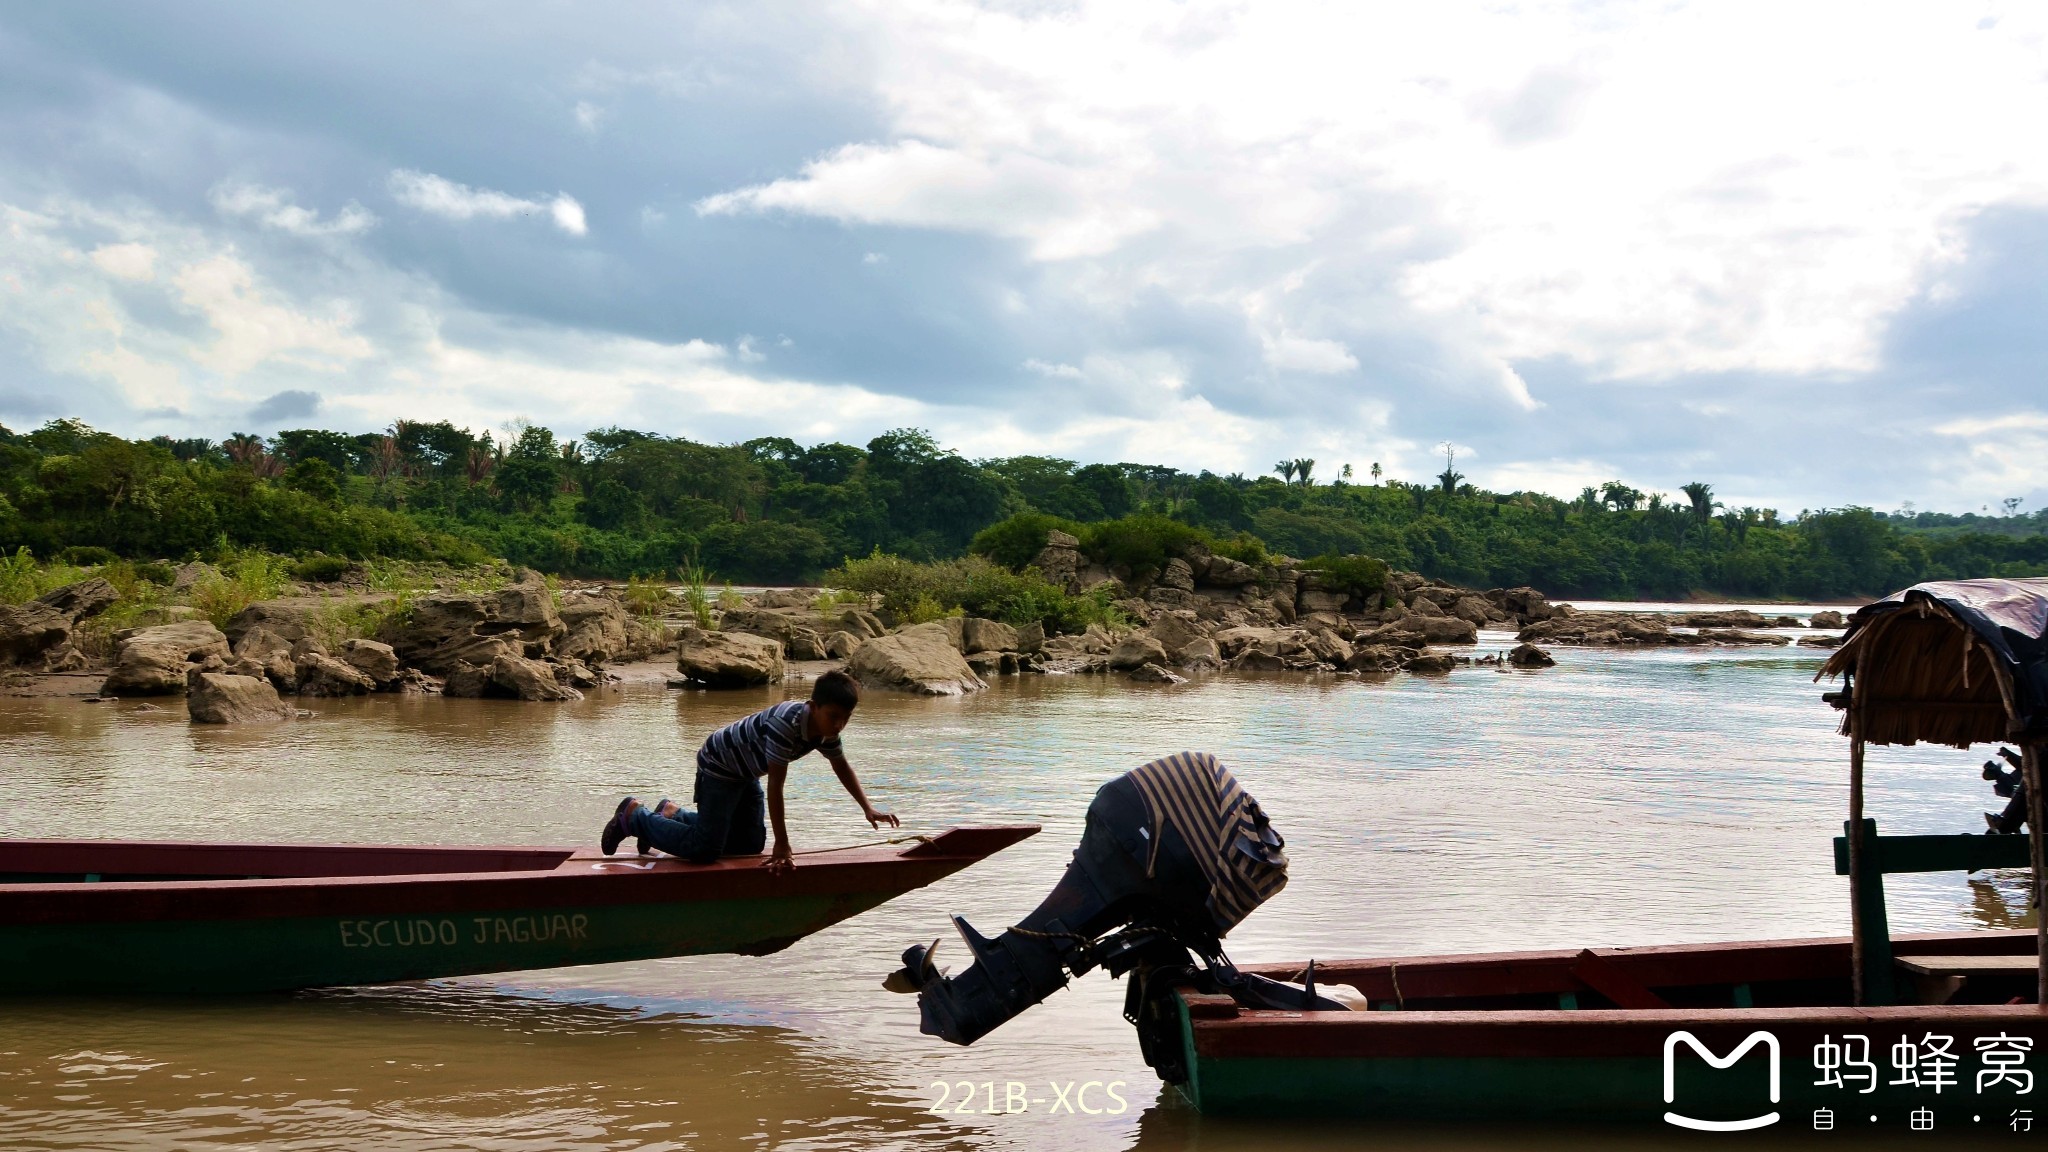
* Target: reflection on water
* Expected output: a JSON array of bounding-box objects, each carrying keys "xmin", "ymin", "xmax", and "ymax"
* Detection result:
[{"xmin": 0, "ymin": 608, "xmax": 2025, "ymax": 1150}]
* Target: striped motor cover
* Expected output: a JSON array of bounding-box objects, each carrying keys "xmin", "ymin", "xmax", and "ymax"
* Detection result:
[{"xmin": 1125, "ymin": 752, "xmax": 1289, "ymax": 934}]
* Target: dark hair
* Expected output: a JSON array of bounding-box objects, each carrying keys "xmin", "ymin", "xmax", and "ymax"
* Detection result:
[{"xmin": 811, "ymin": 669, "xmax": 861, "ymax": 710}]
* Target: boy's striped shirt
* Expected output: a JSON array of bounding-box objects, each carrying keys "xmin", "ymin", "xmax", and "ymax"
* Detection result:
[
  {"xmin": 1125, "ymin": 751, "xmax": 1289, "ymax": 934},
  {"xmin": 697, "ymin": 701, "xmax": 842, "ymax": 781}
]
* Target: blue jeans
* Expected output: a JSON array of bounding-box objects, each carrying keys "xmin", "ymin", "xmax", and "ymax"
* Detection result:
[{"xmin": 629, "ymin": 767, "xmax": 766, "ymax": 863}]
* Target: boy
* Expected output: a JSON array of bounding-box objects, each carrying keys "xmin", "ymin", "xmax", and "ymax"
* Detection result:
[{"xmin": 601, "ymin": 670, "xmax": 897, "ymax": 872}]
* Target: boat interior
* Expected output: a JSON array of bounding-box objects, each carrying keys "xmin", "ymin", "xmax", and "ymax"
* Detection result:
[
  {"xmin": 1241, "ymin": 929, "xmax": 2041, "ymax": 1012},
  {"xmin": 0, "ymin": 840, "xmax": 576, "ymax": 884}
]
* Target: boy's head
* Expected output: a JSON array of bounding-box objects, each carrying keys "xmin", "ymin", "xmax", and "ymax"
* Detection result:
[{"xmin": 808, "ymin": 669, "xmax": 861, "ymax": 737}]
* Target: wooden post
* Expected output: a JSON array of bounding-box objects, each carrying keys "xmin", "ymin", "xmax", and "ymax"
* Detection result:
[
  {"xmin": 1848, "ymin": 686, "xmax": 1867, "ymax": 1007},
  {"xmin": 2024, "ymin": 742, "xmax": 2046, "ymax": 1010}
]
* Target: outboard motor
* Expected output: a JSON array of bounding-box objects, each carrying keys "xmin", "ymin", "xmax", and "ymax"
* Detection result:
[{"xmin": 886, "ymin": 753, "xmax": 1335, "ymax": 1079}]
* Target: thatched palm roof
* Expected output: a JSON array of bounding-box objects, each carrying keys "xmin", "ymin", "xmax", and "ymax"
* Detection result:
[{"xmin": 1819, "ymin": 578, "xmax": 2048, "ymax": 748}]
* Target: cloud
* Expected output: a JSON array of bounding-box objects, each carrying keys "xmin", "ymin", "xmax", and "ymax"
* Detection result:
[
  {"xmin": 1261, "ymin": 332, "xmax": 1357, "ymax": 375},
  {"xmin": 249, "ymin": 388, "xmax": 321, "ymax": 423},
  {"xmin": 210, "ymin": 183, "xmax": 375, "ymax": 236},
  {"xmin": 90, "ymin": 242, "xmax": 156, "ymax": 281},
  {"xmin": 387, "ymin": 170, "xmax": 588, "ymax": 236},
  {"xmin": 172, "ymin": 254, "xmax": 373, "ymax": 376}
]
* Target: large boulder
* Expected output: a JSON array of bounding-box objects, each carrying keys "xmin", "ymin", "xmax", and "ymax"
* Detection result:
[
  {"xmin": 233, "ymin": 625, "xmax": 300, "ymax": 691},
  {"xmin": 1030, "ymin": 530, "xmax": 1085, "ymax": 591},
  {"xmin": 1449, "ymin": 596, "xmax": 1494, "ymax": 627},
  {"xmin": 1507, "ymin": 642, "xmax": 1556, "ymax": 668},
  {"xmin": 1404, "ymin": 652, "xmax": 1457, "ymax": 674},
  {"xmin": 837, "ymin": 607, "xmax": 888, "ymax": 639},
  {"xmin": 295, "ymin": 651, "xmax": 377, "ymax": 696},
  {"xmin": 721, "ymin": 607, "xmax": 827, "ymax": 661},
  {"xmin": 1519, "ymin": 613, "xmax": 1687, "ymax": 646},
  {"xmin": 961, "ymin": 617, "xmax": 1019, "ymax": 655},
  {"xmin": 1810, "ymin": 610, "xmax": 1848, "ymax": 629},
  {"xmin": 341, "ymin": 638, "xmax": 402, "ymax": 687},
  {"xmin": 1014, "ymin": 620, "xmax": 1046, "ymax": 655},
  {"xmin": 1202, "ymin": 557, "xmax": 1257, "ymax": 587},
  {"xmin": 1146, "ymin": 611, "xmax": 1210, "ymax": 661},
  {"xmin": 848, "ymin": 622, "xmax": 987, "ymax": 695},
  {"xmin": 1108, "ymin": 633, "xmax": 1171, "ymax": 671},
  {"xmin": 824, "ymin": 630, "xmax": 864, "ymax": 660},
  {"xmin": 556, "ymin": 591, "xmax": 631, "ymax": 665},
  {"xmin": 753, "ymin": 588, "xmax": 818, "ymax": 610},
  {"xmin": 1676, "ymin": 610, "xmax": 1769, "ymax": 629},
  {"xmin": 1128, "ymin": 661, "xmax": 1188, "ymax": 684},
  {"xmin": 1697, "ymin": 628, "xmax": 1791, "ymax": 646},
  {"xmin": 1297, "ymin": 589, "xmax": 1349, "ymax": 615},
  {"xmin": 0, "ymin": 577, "xmax": 117, "ymax": 668},
  {"xmin": 378, "ymin": 572, "xmax": 564, "ymax": 672},
  {"xmin": 1179, "ymin": 637, "xmax": 1223, "ymax": 669},
  {"xmin": 1157, "ymin": 557, "xmax": 1196, "ymax": 592},
  {"xmin": 1214, "ymin": 626, "xmax": 1322, "ymax": 671},
  {"xmin": 1359, "ymin": 617, "xmax": 1480, "ymax": 646},
  {"xmin": 491, "ymin": 653, "xmax": 580, "ymax": 701},
  {"xmin": 101, "ymin": 621, "xmax": 232, "ymax": 696},
  {"xmin": 675, "ymin": 628, "xmax": 785, "ymax": 688},
  {"xmin": 187, "ymin": 671, "xmax": 297, "ymax": 724}
]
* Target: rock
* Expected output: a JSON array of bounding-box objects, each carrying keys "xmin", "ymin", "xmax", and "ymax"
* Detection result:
[
  {"xmin": 721, "ymin": 607, "xmax": 827, "ymax": 661},
  {"xmin": 1696, "ymin": 628, "xmax": 1791, "ymax": 646},
  {"xmin": 1405, "ymin": 594, "xmax": 1447, "ymax": 618},
  {"xmin": 961, "ymin": 617, "xmax": 1019, "ymax": 654},
  {"xmin": 753, "ymin": 588, "xmax": 818, "ymax": 610},
  {"xmin": 824, "ymin": 630, "xmax": 864, "ymax": 659},
  {"xmin": 443, "ymin": 663, "xmax": 493, "ymax": 698},
  {"xmin": 965, "ymin": 650, "xmax": 1006, "ymax": 676},
  {"xmin": 295, "ymin": 652, "xmax": 377, "ymax": 696},
  {"xmin": 1146, "ymin": 611, "xmax": 1209, "ymax": 660},
  {"xmin": 1771, "ymin": 615, "xmax": 1801, "ymax": 628},
  {"xmin": 1108, "ymin": 633, "xmax": 1171, "ymax": 671},
  {"xmin": 1215, "ymin": 626, "xmax": 1323, "ymax": 671},
  {"xmin": 1014, "ymin": 621, "xmax": 1045, "ymax": 655},
  {"xmin": 1799, "ymin": 633, "xmax": 1845, "ymax": 649},
  {"xmin": 341, "ymin": 638, "xmax": 402, "ymax": 686},
  {"xmin": 186, "ymin": 671, "xmax": 297, "ymax": 724},
  {"xmin": 838, "ymin": 608, "xmax": 887, "ymax": 639},
  {"xmin": 1518, "ymin": 613, "xmax": 1686, "ymax": 647},
  {"xmin": 233, "ymin": 626, "xmax": 298, "ymax": 692},
  {"xmin": 848, "ymin": 622, "xmax": 987, "ymax": 695},
  {"xmin": 1202, "ymin": 557, "xmax": 1257, "ymax": 587},
  {"xmin": 0, "ymin": 577, "xmax": 117, "ymax": 668},
  {"xmin": 1178, "ymin": 637, "xmax": 1223, "ymax": 669},
  {"xmin": 1675, "ymin": 610, "xmax": 1768, "ymax": 629},
  {"xmin": 1404, "ymin": 653, "xmax": 1457, "ymax": 674},
  {"xmin": 1297, "ymin": 589, "xmax": 1350, "ymax": 615},
  {"xmin": 225, "ymin": 597, "xmax": 383, "ymax": 647},
  {"xmin": 1360, "ymin": 617, "xmax": 1481, "ymax": 646},
  {"xmin": 1345, "ymin": 644, "xmax": 1412, "ymax": 673},
  {"xmin": 1810, "ymin": 610, "xmax": 1848, "ymax": 629},
  {"xmin": 1449, "ymin": 596, "xmax": 1493, "ymax": 627},
  {"xmin": 556, "ymin": 591, "xmax": 632, "ymax": 665},
  {"xmin": 1128, "ymin": 662, "xmax": 1188, "ymax": 684},
  {"xmin": 1307, "ymin": 627, "xmax": 1353, "ymax": 666},
  {"xmin": 1507, "ymin": 642, "xmax": 1556, "ymax": 668},
  {"xmin": 100, "ymin": 621, "xmax": 231, "ymax": 696},
  {"xmin": 553, "ymin": 657, "xmax": 600, "ymax": 690},
  {"xmin": 491, "ymin": 653, "xmax": 579, "ymax": 701},
  {"xmin": 675, "ymin": 628, "xmax": 786, "ymax": 688},
  {"xmin": 1157, "ymin": 557, "xmax": 1196, "ymax": 592},
  {"xmin": 1030, "ymin": 530, "xmax": 1085, "ymax": 591},
  {"xmin": 1497, "ymin": 586, "xmax": 1554, "ymax": 622},
  {"xmin": 378, "ymin": 591, "xmax": 489, "ymax": 672}
]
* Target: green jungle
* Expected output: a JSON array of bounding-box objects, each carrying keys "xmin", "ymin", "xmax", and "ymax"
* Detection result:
[{"xmin": 3, "ymin": 417, "xmax": 2045, "ymax": 601}]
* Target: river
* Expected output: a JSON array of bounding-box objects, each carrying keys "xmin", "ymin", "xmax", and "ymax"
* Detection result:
[{"xmin": 0, "ymin": 608, "xmax": 2030, "ymax": 1150}]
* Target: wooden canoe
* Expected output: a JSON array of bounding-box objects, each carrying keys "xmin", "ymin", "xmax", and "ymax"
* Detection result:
[
  {"xmin": 0, "ymin": 826, "xmax": 1037, "ymax": 995},
  {"xmin": 1168, "ymin": 929, "xmax": 2045, "ymax": 1128}
]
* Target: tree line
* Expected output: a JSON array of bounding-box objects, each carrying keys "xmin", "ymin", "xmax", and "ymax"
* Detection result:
[{"xmin": 1, "ymin": 417, "xmax": 2043, "ymax": 599}]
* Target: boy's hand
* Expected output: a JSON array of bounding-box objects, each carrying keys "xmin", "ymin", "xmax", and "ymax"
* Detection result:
[
  {"xmin": 764, "ymin": 841, "xmax": 794, "ymax": 875},
  {"xmin": 863, "ymin": 806, "xmax": 900, "ymax": 830}
]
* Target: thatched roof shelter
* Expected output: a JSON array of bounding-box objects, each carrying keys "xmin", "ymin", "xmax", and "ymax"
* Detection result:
[
  {"xmin": 1817, "ymin": 577, "xmax": 2048, "ymax": 1007},
  {"xmin": 1819, "ymin": 578, "xmax": 2048, "ymax": 746}
]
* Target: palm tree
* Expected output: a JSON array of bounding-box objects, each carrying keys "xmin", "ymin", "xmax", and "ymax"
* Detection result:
[
  {"xmin": 1274, "ymin": 460, "xmax": 1297, "ymax": 484},
  {"xmin": 1679, "ymin": 481, "xmax": 1717, "ymax": 544},
  {"xmin": 1293, "ymin": 458, "xmax": 1316, "ymax": 487},
  {"xmin": 1370, "ymin": 462, "xmax": 1382, "ymax": 485}
]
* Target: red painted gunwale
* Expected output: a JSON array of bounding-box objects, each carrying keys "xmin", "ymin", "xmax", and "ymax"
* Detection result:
[
  {"xmin": 1186, "ymin": 929, "xmax": 2042, "ymax": 1060},
  {"xmin": 0, "ymin": 825, "xmax": 1039, "ymax": 926}
]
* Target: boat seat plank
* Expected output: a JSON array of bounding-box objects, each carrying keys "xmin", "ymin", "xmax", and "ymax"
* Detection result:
[
  {"xmin": 1897, "ymin": 954, "xmax": 2039, "ymax": 975},
  {"xmin": 1568, "ymin": 949, "xmax": 1670, "ymax": 1009}
]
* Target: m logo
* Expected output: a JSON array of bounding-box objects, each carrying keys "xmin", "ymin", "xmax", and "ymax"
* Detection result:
[{"xmin": 1663, "ymin": 1030, "xmax": 1781, "ymax": 1131}]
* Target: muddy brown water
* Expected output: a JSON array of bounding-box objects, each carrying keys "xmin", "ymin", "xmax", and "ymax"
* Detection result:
[{"xmin": 0, "ymin": 613, "xmax": 2030, "ymax": 1150}]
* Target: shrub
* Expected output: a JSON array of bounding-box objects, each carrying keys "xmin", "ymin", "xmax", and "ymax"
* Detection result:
[
  {"xmin": 826, "ymin": 550, "xmax": 1126, "ymax": 633},
  {"xmin": 1081, "ymin": 514, "xmax": 1211, "ymax": 576},
  {"xmin": 188, "ymin": 552, "xmax": 290, "ymax": 628},
  {"xmin": 55, "ymin": 545, "xmax": 118, "ymax": 566},
  {"xmin": 133, "ymin": 561, "xmax": 177, "ymax": 586},
  {"xmin": 623, "ymin": 575, "xmax": 672, "ymax": 620},
  {"xmin": 969, "ymin": 511, "xmax": 1087, "ymax": 570},
  {"xmin": 291, "ymin": 554, "xmax": 356, "ymax": 583},
  {"xmin": 1305, "ymin": 553, "xmax": 1391, "ymax": 598}
]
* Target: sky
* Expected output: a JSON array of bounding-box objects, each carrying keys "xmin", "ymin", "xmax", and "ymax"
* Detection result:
[{"xmin": 1, "ymin": 1, "xmax": 2046, "ymax": 516}]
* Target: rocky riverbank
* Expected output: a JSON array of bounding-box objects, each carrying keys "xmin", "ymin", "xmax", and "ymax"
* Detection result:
[{"xmin": 0, "ymin": 534, "xmax": 1855, "ymax": 719}]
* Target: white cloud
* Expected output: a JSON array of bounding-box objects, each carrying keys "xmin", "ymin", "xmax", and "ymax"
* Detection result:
[
  {"xmin": 700, "ymin": 1, "xmax": 2048, "ymax": 386},
  {"xmin": 388, "ymin": 170, "xmax": 588, "ymax": 236},
  {"xmin": 573, "ymin": 100, "xmax": 605, "ymax": 133},
  {"xmin": 1261, "ymin": 331, "xmax": 1357, "ymax": 375},
  {"xmin": 1023, "ymin": 358, "xmax": 1082, "ymax": 378},
  {"xmin": 90, "ymin": 242, "xmax": 156, "ymax": 281},
  {"xmin": 210, "ymin": 183, "xmax": 375, "ymax": 236}
]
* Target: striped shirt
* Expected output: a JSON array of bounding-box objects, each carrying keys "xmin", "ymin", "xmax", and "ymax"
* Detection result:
[
  {"xmin": 696, "ymin": 702, "xmax": 843, "ymax": 781},
  {"xmin": 1125, "ymin": 752, "xmax": 1289, "ymax": 934}
]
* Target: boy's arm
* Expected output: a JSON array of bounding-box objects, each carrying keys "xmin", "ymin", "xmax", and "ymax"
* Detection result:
[
  {"xmin": 764, "ymin": 762, "xmax": 793, "ymax": 873},
  {"xmin": 827, "ymin": 751, "xmax": 900, "ymax": 829}
]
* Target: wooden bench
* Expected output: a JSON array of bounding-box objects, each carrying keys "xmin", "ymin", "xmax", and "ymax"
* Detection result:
[{"xmin": 1833, "ymin": 820, "xmax": 2034, "ymax": 1005}]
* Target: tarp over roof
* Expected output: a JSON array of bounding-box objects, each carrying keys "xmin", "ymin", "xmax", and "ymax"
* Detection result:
[{"xmin": 1821, "ymin": 578, "xmax": 2048, "ymax": 746}]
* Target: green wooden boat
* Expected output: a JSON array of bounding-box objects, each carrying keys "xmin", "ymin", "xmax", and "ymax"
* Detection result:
[{"xmin": 0, "ymin": 826, "xmax": 1035, "ymax": 995}]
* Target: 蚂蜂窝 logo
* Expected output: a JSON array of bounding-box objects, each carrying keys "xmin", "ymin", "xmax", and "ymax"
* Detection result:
[{"xmin": 1664, "ymin": 1030, "xmax": 1782, "ymax": 1131}]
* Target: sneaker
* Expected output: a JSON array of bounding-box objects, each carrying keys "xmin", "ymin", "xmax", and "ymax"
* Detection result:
[{"xmin": 602, "ymin": 797, "xmax": 639, "ymax": 856}]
